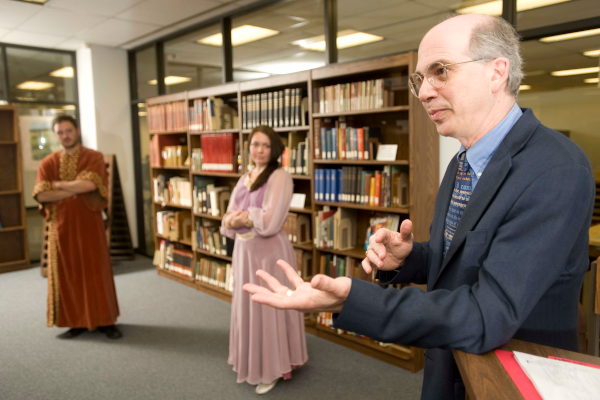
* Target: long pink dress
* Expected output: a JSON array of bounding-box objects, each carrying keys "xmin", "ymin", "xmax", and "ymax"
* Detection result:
[{"xmin": 221, "ymin": 168, "xmax": 308, "ymax": 385}]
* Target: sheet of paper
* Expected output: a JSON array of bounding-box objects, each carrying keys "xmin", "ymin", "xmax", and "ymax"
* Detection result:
[
  {"xmin": 375, "ymin": 144, "xmax": 398, "ymax": 161},
  {"xmin": 290, "ymin": 193, "xmax": 306, "ymax": 209},
  {"xmin": 513, "ymin": 351, "xmax": 600, "ymax": 400},
  {"xmin": 495, "ymin": 350, "xmax": 542, "ymax": 400}
]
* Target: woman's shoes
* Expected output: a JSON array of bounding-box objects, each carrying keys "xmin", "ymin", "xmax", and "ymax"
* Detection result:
[{"xmin": 255, "ymin": 378, "xmax": 279, "ymax": 395}]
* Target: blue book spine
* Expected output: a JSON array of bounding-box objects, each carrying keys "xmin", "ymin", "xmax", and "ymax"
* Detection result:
[
  {"xmin": 331, "ymin": 169, "xmax": 337, "ymax": 202},
  {"xmin": 318, "ymin": 170, "xmax": 324, "ymax": 201},
  {"xmin": 331, "ymin": 127, "xmax": 337, "ymax": 160},
  {"xmin": 325, "ymin": 169, "xmax": 331, "ymax": 201},
  {"xmin": 321, "ymin": 128, "xmax": 327, "ymax": 160},
  {"xmin": 337, "ymin": 169, "xmax": 343, "ymax": 203},
  {"xmin": 314, "ymin": 169, "xmax": 320, "ymax": 201}
]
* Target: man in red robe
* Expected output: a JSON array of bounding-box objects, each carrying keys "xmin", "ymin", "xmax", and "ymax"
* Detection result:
[{"xmin": 33, "ymin": 115, "xmax": 121, "ymax": 339}]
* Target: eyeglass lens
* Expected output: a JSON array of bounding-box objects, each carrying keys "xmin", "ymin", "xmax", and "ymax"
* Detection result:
[{"xmin": 409, "ymin": 62, "xmax": 448, "ymax": 97}]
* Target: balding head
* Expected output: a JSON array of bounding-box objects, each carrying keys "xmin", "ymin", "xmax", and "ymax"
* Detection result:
[{"xmin": 413, "ymin": 14, "xmax": 521, "ymax": 146}]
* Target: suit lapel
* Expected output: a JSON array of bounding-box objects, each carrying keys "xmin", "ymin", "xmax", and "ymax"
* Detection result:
[{"xmin": 432, "ymin": 108, "xmax": 540, "ymax": 287}]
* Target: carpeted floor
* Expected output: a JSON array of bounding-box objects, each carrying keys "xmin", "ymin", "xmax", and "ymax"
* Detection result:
[{"xmin": 0, "ymin": 256, "xmax": 423, "ymax": 400}]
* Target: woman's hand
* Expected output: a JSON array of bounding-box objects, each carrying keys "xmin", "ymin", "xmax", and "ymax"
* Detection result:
[
  {"xmin": 362, "ymin": 219, "xmax": 414, "ymax": 273},
  {"xmin": 227, "ymin": 210, "xmax": 248, "ymax": 229}
]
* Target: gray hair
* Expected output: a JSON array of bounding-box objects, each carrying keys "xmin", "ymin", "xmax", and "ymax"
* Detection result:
[{"xmin": 468, "ymin": 16, "xmax": 524, "ymax": 97}]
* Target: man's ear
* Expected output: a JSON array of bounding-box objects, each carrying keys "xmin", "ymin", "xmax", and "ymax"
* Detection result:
[{"xmin": 490, "ymin": 57, "xmax": 510, "ymax": 94}]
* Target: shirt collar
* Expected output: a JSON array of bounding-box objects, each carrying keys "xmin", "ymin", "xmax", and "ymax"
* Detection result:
[{"xmin": 458, "ymin": 102, "xmax": 523, "ymax": 176}]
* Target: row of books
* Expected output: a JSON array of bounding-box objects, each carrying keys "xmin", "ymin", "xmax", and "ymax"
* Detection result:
[
  {"xmin": 242, "ymin": 89, "xmax": 308, "ymax": 129},
  {"xmin": 200, "ymin": 134, "xmax": 239, "ymax": 173},
  {"xmin": 156, "ymin": 211, "xmax": 192, "ymax": 243},
  {"xmin": 149, "ymin": 135, "xmax": 187, "ymax": 167},
  {"xmin": 313, "ymin": 78, "xmax": 401, "ymax": 114},
  {"xmin": 157, "ymin": 240, "xmax": 194, "ymax": 277},
  {"xmin": 320, "ymin": 253, "xmax": 374, "ymax": 282},
  {"xmin": 294, "ymin": 249, "xmax": 313, "ymax": 280},
  {"xmin": 314, "ymin": 208, "xmax": 357, "ymax": 251},
  {"xmin": 148, "ymin": 101, "xmax": 187, "ymax": 133},
  {"xmin": 189, "ymin": 97, "xmax": 239, "ymax": 132},
  {"xmin": 193, "ymin": 179, "xmax": 231, "ymax": 217},
  {"xmin": 195, "ymin": 219, "xmax": 234, "ymax": 257},
  {"xmin": 196, "ymin": 258, "xmax": 233, "ymax": 292},
  {"xmin": 281, "ymin": 138, "xmax": 308, "ymax": 175},
  {"xmin": 314, "ymin": 166, "xmax": 409, "ymax": 208},
  {"xmin": 153, "ymin": 175, "xmax": 192, "ymax": 207},
  {"xmin": 283, "ymin": 213, "xmax": 311, "ymax": 244},
  {"xmin": 314, "ymin": 119, "xmax": 383, "ymax": 160}
]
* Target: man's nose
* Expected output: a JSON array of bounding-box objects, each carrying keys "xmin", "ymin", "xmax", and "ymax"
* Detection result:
[{"xmin": 418, "ymin": 78, "xmax": 438, "ymax": 103}]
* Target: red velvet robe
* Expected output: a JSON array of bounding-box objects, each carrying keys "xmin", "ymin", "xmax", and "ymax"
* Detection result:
[{"xmin": 33, "ymin": 146, "xmax": 120, "ymax": 329}]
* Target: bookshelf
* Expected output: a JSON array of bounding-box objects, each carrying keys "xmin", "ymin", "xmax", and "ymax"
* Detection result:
[
  {"xmin": 146, "ymin": 52, "xmax": 438, "ymax": 373},
  {"xmin": 0, "ymin": 105, "xmax": 29, "ymax": 274}
]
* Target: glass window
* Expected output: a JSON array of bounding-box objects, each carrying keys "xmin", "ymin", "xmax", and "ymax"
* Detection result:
[
  {"xmin": 136, "ymin": 46, "xmax": 158, "ymax": 100},
  {"xmin": 518, "ymin": 38, "xmax": 600, "ymax": 174},
  {"xmin": 337, "ymin": 0, "xmax": 461, "ymax": 63},
  {"xmin": 232, "ymin": 0, "xmax": 325, "ymax": 81},
  {"xmin": 136, "ymin": 102, "xmax": 155, "ymax": 255},
  {"xmin": 7, "ymin": 47, "xmax": 75, "ymax": 103},
  {"xmin": 516, "ymin": 0, "xmax": 600, "ymax": 31},
  {"xmin": 164, "ymin": 24, "xmax": 223, "ymax": 93}
]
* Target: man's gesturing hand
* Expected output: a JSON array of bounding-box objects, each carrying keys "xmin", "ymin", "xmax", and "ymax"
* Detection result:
[
  {"xmin": 363, "ymin": 219, "xmax": 414, "ymax": 274},
  {"xmin": 243, "ymin": 260, "xmax": 352, "ymax": 313}
]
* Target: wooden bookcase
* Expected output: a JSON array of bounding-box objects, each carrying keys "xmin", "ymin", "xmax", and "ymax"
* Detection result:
[
  {"xmin": 0, "ymin": 105, "xmax": 30, "ymax": 274},
  {"xmin": 147, "ymin": 52, "xmax": 438, "ymax": 373}
]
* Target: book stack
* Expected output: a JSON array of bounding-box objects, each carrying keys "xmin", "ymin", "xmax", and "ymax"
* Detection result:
[
  {"xmin": 148, "ymin": 101, "xmax": 187, "ymax": 133},
  {"xmin": 189, "ymin": 97, "xmax": 239, "ymax": 131},
  {"xmin": 161, "ymin": 145, "xmax": 188, "ymax": 167},
  {"xmin": 294, "ymin": 249, "xmax": 313, "ymax": 280},
  {"xmin": 313, "ymin": 77, "xmax": 404, "ymax": 114},
  {"xmin": 166, "ymin": 248, "xmax": 194, "ymax": 278},
  {"xmin": 193, "ymin": 182, "xmax": 231, "ymax": 217},
  {"xmin": 195, "ymin": 219, "xmax": 234, "ymax": 257},
  {"xmin": 191, "ymin": 148, "xmax": 202, "ymax": 172},
  {"xmin": 242, "ymin": 89, "xmax": 308, "ymax": 129},
  {"xmin": 314, "ymin": 119, "xmax": 384, "ymax": 160},
  {"xmin": 363, "ymin": 213, "xmax": 401, "ymax": 251},
  {"xmin": 319, "ymin": 253, "xmax": 372, "ymax": 281},
  {"xmin": 283, "ymin": 213, "xmax": 311, "ymax": 244},
  {"xmin": 156, "ymin": 211, "xmax": 191, "ymax": 242},
  {"xmin": 196, "ymin": 259, "xmax": 233, "ymax": 292},
  {"xmin": 153, "ymin": 175, "xmax": 192, "ymax": 207},
  {"xmin": 314, "ymin": 208, "xmax": 357, "ymax": 251},
  {"xmin": 150, "ymin": 135, "xmax": 186, "ymax": 167},
  {"xmin": 200, "ymin": 133, "xmax": 239, "ymax": 173},
  {"xmin": 315, "ymin": 166, "xmax": 408, "ymax": 207},
  {"xmin": 281, "ymin": 137, "xmax": 309, "ymax": 175}
]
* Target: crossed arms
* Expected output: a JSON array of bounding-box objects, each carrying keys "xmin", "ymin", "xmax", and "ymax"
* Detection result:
[{"xmin": 35, "ymin": 180, "xmax": 97, "ymax": 203}]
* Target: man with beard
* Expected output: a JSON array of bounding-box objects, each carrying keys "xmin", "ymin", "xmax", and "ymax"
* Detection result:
[{"xmin": 33, "ymin": 115, "xmax": 121, "ymax": 339}]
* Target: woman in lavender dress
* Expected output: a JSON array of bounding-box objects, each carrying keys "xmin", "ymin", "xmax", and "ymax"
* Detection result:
[{"xmin": 221, "ymin": 125, "xmax": 308, "ymax": 395}]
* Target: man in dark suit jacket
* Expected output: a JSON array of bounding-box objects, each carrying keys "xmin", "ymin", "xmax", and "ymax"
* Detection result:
[{"xmin": 243, "ymin": 14, "xmax": 595, "ymax": 400}]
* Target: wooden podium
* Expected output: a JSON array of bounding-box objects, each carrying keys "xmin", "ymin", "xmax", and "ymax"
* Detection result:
[
  {"xmin": 40, "ymin": 154, "xmax": 134, "ymax": 276},
  {"xmin": 453, "ymin": 339, "xmax": 600, "ymax": 400}
]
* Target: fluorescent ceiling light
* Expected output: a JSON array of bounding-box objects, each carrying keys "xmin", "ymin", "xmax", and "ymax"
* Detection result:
[
  {"xmin": 519, "ymin": 85, "xmax": 532, "ymax": 90},
  {"xmin": 551, "ymin": 67, "xmax": 600, "ymax": 76},
  {"xmin": 583, "ymin": 50, "xmax": 600, "ymax": 57},
  {"xmin": 49, "ymin": 66, "xmax": 74, "ymax": 78},
  {"xmin": 244, "ymin": 59, "xmax": 325, "ymax": 75},
  {"xmin": 458, "ymin": 0, "xmax": 570, "ymax": 16},
  {"xmin": 584, "ymin": 77, "xmax": 599, "ymax": 83},
  {"xmin": 138, "ymin": 111, "xmax": 147, "ymax": 116},
  {"xmin": 198, "ymin": 25, "xmax": 279, "ymax": 47},
  {"xmin": 148, "ymin": 76, "xmax": 192, "ymax": 86},
  {"xmin": 15, "ymin": 0, "xmax": 49, "ymax": 4},
  {"xmin": 292, "ymin": 29, "xmax": 383, "ymax": 52},
  {"xmin": 137, "ymin": 103, "xmax": 146, "ymax": 108},
  {"xmin": 62, "ymin": 105, "xmax": 76, "ymax": 110},
  {"xmin": 540, "ymin": 28, "xmax": 600, "ymax": 43},
  {"xmin": 16, "ymin": 81, "xmax": 55, "ymax": 90}
]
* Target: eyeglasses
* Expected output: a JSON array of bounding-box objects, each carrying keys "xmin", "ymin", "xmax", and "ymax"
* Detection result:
[{"xmin": 408, "ymin": 59, "xmax": 488, "ymax": 98}]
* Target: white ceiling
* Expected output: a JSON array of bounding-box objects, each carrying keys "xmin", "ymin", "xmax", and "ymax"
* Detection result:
[{"xmin": 0, "ymin": 0, "xmax": 259, "ymax": 50}]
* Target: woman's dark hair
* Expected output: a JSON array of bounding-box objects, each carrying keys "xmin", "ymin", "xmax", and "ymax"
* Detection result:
[{"xmin": 249, "ymin": 125, "xmax": 284, "ymax": 192}]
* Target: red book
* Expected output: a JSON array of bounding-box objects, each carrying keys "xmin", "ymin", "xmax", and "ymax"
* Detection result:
[
  {"xmin": 357, "ymin": 128, "xmax": 364, "ymax": 160},
  {"xmin": 374, "ymin": 171, "xmax": 381, "ymax": 207}
]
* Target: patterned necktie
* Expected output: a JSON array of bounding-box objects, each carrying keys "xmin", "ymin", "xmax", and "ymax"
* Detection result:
[{"xmin": 443, "ymin": 151, "xmax": 472, "ymax": 257}]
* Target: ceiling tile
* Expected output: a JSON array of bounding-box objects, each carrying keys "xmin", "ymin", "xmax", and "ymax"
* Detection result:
[
  {"xmin": 2, "ymin": 30, "xmax": 67, "ymax": 48},
  {"xmin": 46, "ymin": 0, "xmax": 146, "ymax": 17},
  {"xmin": 17, "ymin": 8, "xmax": 106, "ymax": 37},
  {"xmin": 54, "ymin": 37, "xmax": 87, "ymax": 51},
  {"xmin": 0, "ymin": 0, "xmax": 43, "ymax": 29},
  {"xmin": 116, "ymin": 0, "xmax": 221, "ymax": 26},
  {"xmin": 76, "ymin": 18, "xmax": 160, "ymax": 47},
  {"xmin": 0, "ymin": 27, "xmax": 9, "ymax": 39}
]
